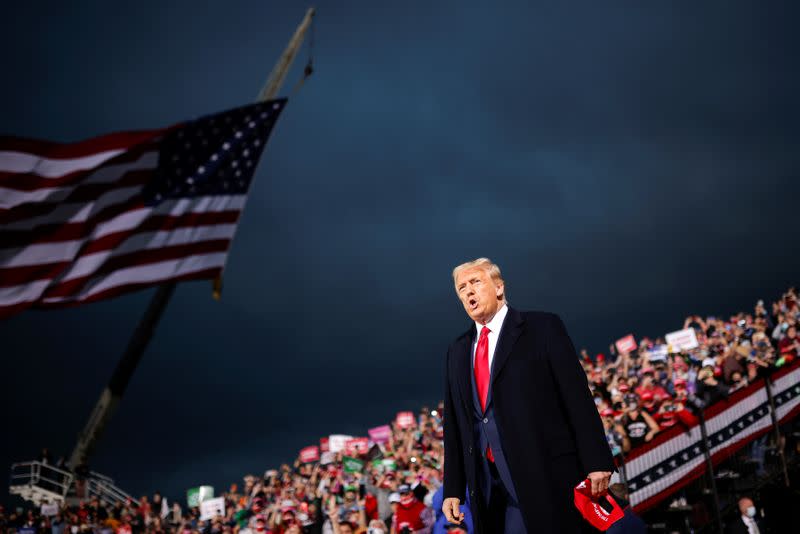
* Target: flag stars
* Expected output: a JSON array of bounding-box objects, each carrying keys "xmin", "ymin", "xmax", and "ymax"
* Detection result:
[
  {"xmin": 210, "ymin": 154, "xmax": 219, "ymax": 161},
  {"xmin": 198, "ymin": 166, "xmax": 206, "ymax": 175},
  {"xmin": 223, "ymin": 142, "xmax": 231, "ymax": 150},
  {"xmin": 235, "ymin": 131, "xmax": 243, "ymax": 139}
]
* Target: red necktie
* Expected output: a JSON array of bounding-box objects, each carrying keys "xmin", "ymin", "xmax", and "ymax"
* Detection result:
[{"xmin": 474, "ymin": 326, "xmax": 494, "ymax": 462}]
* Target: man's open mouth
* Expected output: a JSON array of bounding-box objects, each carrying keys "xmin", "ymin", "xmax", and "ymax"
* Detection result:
[{"xmin": 469, "ymin": 298, "xmax": 478, "ymax": 310}]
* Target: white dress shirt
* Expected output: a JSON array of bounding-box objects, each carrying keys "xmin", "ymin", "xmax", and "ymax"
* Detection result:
[
  {"xmin": 742, "ymin": 516, "xmax": 760, "ymax": 534},
  {"xmin": 471, "ymin": 303, "xmax": 509, "ymax": 371}
]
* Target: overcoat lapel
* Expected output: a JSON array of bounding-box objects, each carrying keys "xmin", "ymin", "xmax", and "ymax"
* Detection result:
[
  {"xmin": 455, "ymin": 325, "xmax": 476, "ymax": 415},
  {"xmin": 490, "ymin": 307, "xmax": 524, "ymax": 386}
]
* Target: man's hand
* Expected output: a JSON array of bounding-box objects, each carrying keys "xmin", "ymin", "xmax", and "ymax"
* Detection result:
[
  {"xmin": 442, "ymin": 498, "xmax": 464, "ymax": 524},
  {"xmin": 587, "ymin": 471, "xmax": 612, "ymax": 496}
]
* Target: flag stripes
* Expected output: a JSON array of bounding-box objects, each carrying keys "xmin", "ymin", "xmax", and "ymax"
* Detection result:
[{"xmin": 0, "ymin": 99, "xmax": 286, "ymax": 318}]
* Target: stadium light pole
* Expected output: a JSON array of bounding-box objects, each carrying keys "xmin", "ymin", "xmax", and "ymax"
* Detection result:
[{"xmin": 68, "ymin": 7, "xmax": 316, "ymax": 471}]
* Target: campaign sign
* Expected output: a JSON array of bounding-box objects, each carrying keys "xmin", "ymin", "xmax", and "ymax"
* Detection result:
[
  {"xmin": 328, "ymin": 434, "xmax": 353, "ymax": 453},
  {"xmin": 344, "ymin": 437, "xmax": 370, "ymax": 456},
  {"xmin": 320, "ymin": 451, "xmax": 336, "ymax": 465},
  {"xmin": 187, "ymin": 485, "xmax": 214, "ymax": 507},
  {"xmin": 40, "ymin": 503, "xmax": 58, "ymax": 517},
  {"xmin": 666, "ymin": 328, "xmax": 699, "ymax": 352},
  {"xmin": 199, "ymin": 497, "xmax": 225, "ymax": 521},
  {"xmin": 299, "ymin": 445, "xmax": 320, "ymax": 463},
  {"xmin": 342, "ymin": 456, "xmax": 365, "ymax": 473},
  {"xmin": 615, "ymin": 334, "xmax": 637, "ymax": 354},
  {"xmin": 647, "ymin": 344, "xmax": 669, "ymax": 362},
  {"xmin": 368, "ymin": 424, "xmax": 392, "ymax": 444},
  {"xmin": 396, "ymin": 411, "xmax": 415, "ymax": 429},
  {"xmin": 320, "ymin": 437, "xmax": 329, "ymax": 452}
]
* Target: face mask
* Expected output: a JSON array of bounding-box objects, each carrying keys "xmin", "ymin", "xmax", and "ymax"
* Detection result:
[{"xmin": 746, "ymin": 506, "xmax": 756, "ymax": 518}]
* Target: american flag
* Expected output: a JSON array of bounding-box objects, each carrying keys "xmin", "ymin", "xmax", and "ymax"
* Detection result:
[{"xmin": 0, "ymin": 99, "xmax": 287, "ymax": 319}]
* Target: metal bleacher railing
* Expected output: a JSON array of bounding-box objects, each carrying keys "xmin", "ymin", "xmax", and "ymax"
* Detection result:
[
  {"xmin": 9, "ymin": 461, "xmax": 138, "ymax": 508},
  {"xmin": 86, "ymin": 470, "xmax": 139, "ymax": 507},
  {"xmin": 9, "ymin": 461, "xmax": 73, "ymax": 505}
]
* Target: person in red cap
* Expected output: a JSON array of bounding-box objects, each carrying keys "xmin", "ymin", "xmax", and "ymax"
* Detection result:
[
  {"xmin": 443, "ymin": 258, "xmax": 614, "ymax": 533},
  {"xmin": 638, "ymin": 390, "xmax": 659, "ymax": 416},
  {"xmin": 634, "ymin": 372, "xmax": 669, "ymax": 404},
  {"xmin": 393, "ymin": 484, "xmax": 432, "ymax": 533}
]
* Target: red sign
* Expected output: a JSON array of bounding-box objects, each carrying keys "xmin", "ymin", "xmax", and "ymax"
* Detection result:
[
  {"xmin": 344, "ymin": 437, "xmax": 369, "ymax": 456},
  {"xmin": 396, "ymin": 411, "xmax": 415, "ymax": 429},
  {"xmin": 615, "ymin": 334, "xmax": 637, "ymax": 354},
  {"xmin": 319, "ymin": 437, "xmax": 329, "ymax": 452},
  {"xmin": 299, "ymin": 445, "xmax": 320, "ymax": 463}
]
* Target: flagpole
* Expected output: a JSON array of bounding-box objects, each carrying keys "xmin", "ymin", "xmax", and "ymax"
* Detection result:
[{"xmin": 68, "ymin": 7, "xmax": 316, "ymax": 471}]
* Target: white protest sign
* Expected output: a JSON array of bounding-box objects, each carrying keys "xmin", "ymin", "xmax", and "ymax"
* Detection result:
[
  {"xmin": 666, "ymin": 328, "xmax": 698, "ymax": 352},
  {"xmin": 199, "ymin": 497, "xmax": 225, "ymax": 521},
  {"xmin": 328, "ymin": 434, "xmax": 353, "ymax": 453},
  {"xmin": 40, "ymin": 503, "xmax": 59, "ymax": 516},
  {"xmin": 647, "ymin": 344, "xmax": 669, "ymax": 362}
]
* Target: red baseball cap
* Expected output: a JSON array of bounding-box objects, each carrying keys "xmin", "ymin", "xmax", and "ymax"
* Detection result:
[
  {"xmin": 640, "ymin": 390, "xmax": 654, "ymax": 402},
  {"xmin": 573, "ymin": 479, "xmax": 625, "ymax": 531}
]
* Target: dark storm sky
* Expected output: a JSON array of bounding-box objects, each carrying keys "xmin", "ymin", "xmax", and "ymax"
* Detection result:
[{"xmin": 2, "ymin": 0, "xmax": 798, "ymax": 504}]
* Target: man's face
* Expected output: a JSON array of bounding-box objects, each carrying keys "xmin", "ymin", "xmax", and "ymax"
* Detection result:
[
  {"xmin": 455, "ymin": 268, "xmax": 504, "ymax": 324},
  {"xmin": 739, "ymin": 498, "xmax": 754, "ymax": 515}
]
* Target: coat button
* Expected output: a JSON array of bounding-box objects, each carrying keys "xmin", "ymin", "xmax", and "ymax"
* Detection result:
[
  {"xmin": 483, "ymin": 418, "xmax": 488, "ymax": 424},
  {"xmin": 470, "ymin": 490, "xmax": 475, "ymax": 498},
  {"xmin": 468, "ymin": 446, "xmax": 473, "ymax": 455}
]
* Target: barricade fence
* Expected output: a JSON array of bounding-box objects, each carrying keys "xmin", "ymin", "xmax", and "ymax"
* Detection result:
[{"xmin": 624, "ymin": 361, "xmax": 800, "ymax": 512}]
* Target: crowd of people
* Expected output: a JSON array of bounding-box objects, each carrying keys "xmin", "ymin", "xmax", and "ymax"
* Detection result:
[
  {"xmin": 3, "ymin": 288, "xmax": 798, "ymax": 534},
  {"xmin": 591, "ymin": 288, "xmax": 798, "ymax": 460}
]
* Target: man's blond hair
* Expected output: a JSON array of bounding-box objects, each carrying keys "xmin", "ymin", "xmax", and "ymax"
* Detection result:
[{"xmin": 452, "ymin": 258, "xmax": 505, "ymax": 295}]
